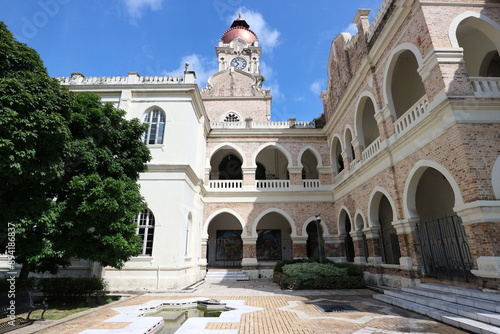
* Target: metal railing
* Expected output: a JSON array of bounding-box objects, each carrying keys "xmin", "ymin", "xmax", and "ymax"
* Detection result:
[{"xmin": 416, "ymin": 215, "xmax": 475, "ymax": 282}]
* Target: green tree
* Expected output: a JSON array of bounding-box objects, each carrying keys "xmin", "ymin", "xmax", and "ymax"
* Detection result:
[{"xmin": 0, "ymin": 22, "xmax": 151, "ymax": 285}]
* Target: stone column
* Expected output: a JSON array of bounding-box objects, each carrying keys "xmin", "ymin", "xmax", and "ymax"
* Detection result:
[
  {"xmin": 292, "ymin": 236, "xmax": 308, "ymax": 259},
  {"xmin": 241, "ymin": 237, "xmax": 258, "ymax": 267},
  {"xmin": 455, "ymin": 201, "xmax": 500, "ymax": 289}
]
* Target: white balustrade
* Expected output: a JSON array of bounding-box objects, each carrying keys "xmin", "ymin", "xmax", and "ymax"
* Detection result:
[
  {"xmin": 470, "ymin": 77, "xmax": 500, "ymax": 97},
  {"xmin": 256, "ymin": 180, "xmax": 290, "ymax": 190},
  {"xmin": 210, "ymin": 120, "xmax": 315, "ymax": 129},
  {"xmin": 208, "ymin": 180, "xmax": 243, "ymax": 189},
  {"xmin": 57, "ymin": 75, "xmax": 184, "ymax": 86},
  {"xmin": 209, "ymin": 122, "xmax": 246, "ymax": 129},
  {"xmin": 334, "ymin": 169, "xmax": 346, "ymax": 183},
  {"xmin": 393, "ymin": 96, "xmax": 429, "ymax": 136},
  {"xmin": 303, "ymin": 179, "xmax": 320, "ymax": 188},
  {"xmin": 362, "ymin": 137, "xmax": 382, "ymax": 161}
]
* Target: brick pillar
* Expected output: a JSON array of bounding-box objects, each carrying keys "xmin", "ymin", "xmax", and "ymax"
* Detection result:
[
  {"xmin": 292, "ymin": 236, "xmax": 307, "ymax": 259},
  {"xmin": 318, "ymin": 167, "xmax": 334, "ymax": 186},
  {"xmin": 341, "ymin": 151, "xmax": 350, "ymax": 171},
  {"xmin": 393, "ymin": 219, "xmax": 420, "ymax": 269},
  {"xmin": 242, "ymin": 167, "xmax": 256, "ymax": 187},
  {"xmin": 288, "ymin": 167, "xmax": 302, "ymax": 186},
  {"xmin": 324, "ymin": 236, "xmax": 345, "ymax": 263},
  {"xmin": 351, "ymin": 137, "xmax": 362, "ymax": 163},
  {"xmin": 363, "ymin": 227, "xmax": 383, "ymax": 265},
  {"xmin": 456, "ymin": 201, "xmax": 500, "ymax": 289},
  {"xmin": 241, "ymin": 237, "xmax": 258, "ymax": 267},
  {"xmin": 351, "ymin": 231, "xmax": 367, "ymax": 264}
]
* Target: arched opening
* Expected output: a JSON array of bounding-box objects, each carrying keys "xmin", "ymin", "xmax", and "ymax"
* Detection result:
[
  {"xmin": 412, "ymin": 167, "xmax": 474, "ymax": 282},
  {"xmin": 345, "ymin": 128, "xmax": 356, "ymax": 162},
  {"xmin": 306, "ymin": 221, "xmax": 325, "ymax": 260},
  {"xmin": 357, "ymin": 97, "xmax": 379, "ymax": 149},
  {"xmin": 301, "ymin": 149, "xmax": 319, "ymax": 179},
  {"xmin": 493, "ymin": 156, "xmax": 500, "ymax": 199},
  {"xmin": 416, "ymin": 168, "xmax": 455, "ymax": 220},
  {"xmin": 339, "ymin": 210, "xmax": 355, "ymax": 263},
  {"xmin": 456, "ymin": 17, "xmax": 500, "ymax": 77},
  {"xmin": 390, "ymin": 50, "xmax": 426, "ymax": 119},
  {"xmin": 331, "ymin": 137, "xmax": 344, "ymax": 174},
  {"xmin": 218, "ymin": 154, "xmax": 242, "ymax": 180},
  {"xmin": 255, "ymin": 162, "xmax": 266, "ymax": 180},
  {"xmin": 255, "ymin": 212, "xmax": 293, "ymax": 261},
  {"xmin": 255, "ymin": 146, "xmax": 290, "ymax": 180},
  {"xmin": 209, "ymin": 147, "xmax": 243, "ymax": 180},
  {"xmin": 378, "ymin": 195, "xmax": 401, "ymax": 265},
  {"xmin": 207, "ymin": 213, "xmax": 243, "ymax": 267}
]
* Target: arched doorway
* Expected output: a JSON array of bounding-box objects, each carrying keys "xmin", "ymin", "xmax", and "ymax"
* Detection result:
[
  {"xmin": 306, "ymin": 221, "xmax": 325, "ymax": 260},
  {"xmin": 413, "ymin": 167, "xmax": 474, "ymax": 282},
  {"xmin": 339, "ymin": 210, "xmax": 355, "ymax": 262},
  {"xmin": 255, "ymin": 212, "xmax": 293, "ymax": 262},
  {"xmin": 378, "ymin": 195, "xmax": 401, "ymax": 265},
  {"xmin": 207, "ymin": 212, "xmax": 243, "ymax": 267}
]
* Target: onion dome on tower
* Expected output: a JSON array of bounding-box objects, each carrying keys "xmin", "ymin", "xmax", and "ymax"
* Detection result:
[{"xmin": 221, "ymin": 14, "xmax": 258, "ymax": 44}]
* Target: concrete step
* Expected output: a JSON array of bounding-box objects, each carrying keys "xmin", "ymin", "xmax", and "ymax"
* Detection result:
[
  {"xmin": 419, "ymin": 283, "xmax": 500, "ymax": 303},
  {"xmin": 401, "ymin": 286, "xmax": 500, "ymax": 313},
  {"xmin": 374, "ymin": 294, "xmax": 500, "ymax": 334},
  {"xmin": 383, "ymin": 289, "xmax": 500, "ymax": 327},
  {"xmin": 374, "ymin": 283, "xmax": 500, "ymax": 334},
  {"xmin": 204, "ymin": 271, "xmax": 249, "ymax": 282}
]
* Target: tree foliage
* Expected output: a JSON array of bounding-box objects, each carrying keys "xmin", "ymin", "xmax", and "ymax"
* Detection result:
[{"xmin": 0, "ymin": 22, "xmax": 151, "ymax": 281}]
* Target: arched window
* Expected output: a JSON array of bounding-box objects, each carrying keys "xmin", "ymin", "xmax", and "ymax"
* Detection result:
[
  {"xmin": 135, "ymin": 209, "xmax": 155, "ymax": 256},
  {"xmin": 143, "ymin": 109, "xmax": 166, "ymax": 145},
  {"xmin": 224, "ymin": 112, "xmax": 240, "ymax": 122}
]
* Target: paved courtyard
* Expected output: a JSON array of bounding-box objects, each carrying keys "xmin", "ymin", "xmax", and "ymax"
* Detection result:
[{"xmin": 10, "ymin": 280, "xmax": 467, "ymax": 334}]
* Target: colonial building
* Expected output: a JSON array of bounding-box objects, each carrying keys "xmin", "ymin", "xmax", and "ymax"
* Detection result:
[{"xmin": 3, "ymin": 0, "xmax": 499, "ymax": 293}]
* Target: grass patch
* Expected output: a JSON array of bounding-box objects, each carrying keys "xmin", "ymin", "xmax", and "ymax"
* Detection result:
[{"xmin": 18, "ymin": 295, "xmax": 121, "ymax": 321}]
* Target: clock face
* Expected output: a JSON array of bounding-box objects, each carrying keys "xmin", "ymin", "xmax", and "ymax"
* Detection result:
[{"xmin": 231, "ymin": 57, "xmax": 247, "ymax": 70}]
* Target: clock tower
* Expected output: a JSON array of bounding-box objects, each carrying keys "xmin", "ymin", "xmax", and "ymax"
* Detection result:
[{"xmin": 201, "ymin": 14, "xmax": 271, "ymax": 122}]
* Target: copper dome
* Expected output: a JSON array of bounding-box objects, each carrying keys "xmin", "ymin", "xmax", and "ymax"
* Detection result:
[{"xmin": 221, "ymin": 15, "xmax": 258, "ymax": 44}]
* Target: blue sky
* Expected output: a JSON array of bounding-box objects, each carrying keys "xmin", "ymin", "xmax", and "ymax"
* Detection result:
[{"xmin": 1, "ymin": 0, "xmax": 383, "ymax": 122}]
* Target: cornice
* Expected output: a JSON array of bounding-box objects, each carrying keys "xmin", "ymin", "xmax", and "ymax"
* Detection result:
[
  {"xmin": 420, "ymin": 1, "xmax": 500, "ymax": 8},
  {"xmin": 144, "ymin": 164, "xmax": 202, "ymax": 187}
]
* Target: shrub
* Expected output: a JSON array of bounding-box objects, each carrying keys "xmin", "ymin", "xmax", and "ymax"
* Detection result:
[
  {"xmin": 282, "ymin": 262, "xmax": 348, "ymax": 281},
  {"xmin": 36, "ymin": 277, "xmax": 106, "ymax": 301},
  {"xmin": 274, "ymin": 262, "xmax": 365, "ymax": 290}
]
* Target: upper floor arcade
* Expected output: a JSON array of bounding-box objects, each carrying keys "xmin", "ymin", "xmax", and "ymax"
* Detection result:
[{"xmin": 322, "ymin": 0, "xmax": 500, "ymax": 187}]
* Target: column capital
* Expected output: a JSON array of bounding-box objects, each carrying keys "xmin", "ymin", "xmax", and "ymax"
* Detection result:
[
  {"xmin": 362, "ymin": 227, "xmax": 380, "ymax": 239},
  {"xmin": 454, "ymin": 200, "xmax": 500, "ymax": 225},
  {"xmin": 393, "ymin": 218, "xmax": 420, "ymax": 234}
]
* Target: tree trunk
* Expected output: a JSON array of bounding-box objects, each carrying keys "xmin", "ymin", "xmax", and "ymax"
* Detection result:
[{"xmin": 18, "ymin": 263, "xmax": 31, "ymax": 290}]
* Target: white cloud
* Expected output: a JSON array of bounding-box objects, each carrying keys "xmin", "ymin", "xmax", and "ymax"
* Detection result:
[
  {"xmin": 163, "ymin": 54, "xmax": 218, "ymax": 88},
  {"xmin": 343, "ymin": 23, "xmax": 358, "ymax": 36},
  {"xmin": 310, "ymin": 81, "xmax": 324, "ymax": 96},
  {"xmin": 228, "ymin": 8, "xmax": 281, "ymax": 52},
  {"xmin": 124, "ymin": 0, "xmax": 163, "ymax": 20}
]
